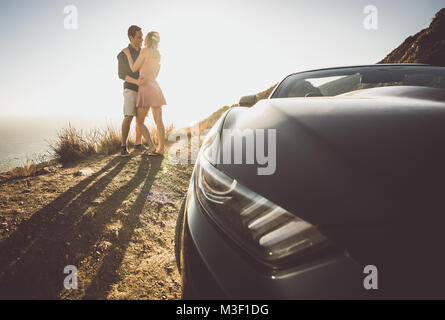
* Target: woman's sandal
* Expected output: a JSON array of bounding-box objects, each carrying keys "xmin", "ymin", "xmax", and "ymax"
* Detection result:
[
  {"xmin": 150, "ymin": 151, "xmax": 164, "ymax": 156},
  {"xmin": 143, "ymin": 148, "xmax": 163, "ymax": 157}
]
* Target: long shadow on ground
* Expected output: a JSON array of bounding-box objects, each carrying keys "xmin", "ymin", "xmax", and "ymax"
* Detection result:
[
  {"xmin": 0, "ymin": 155, "xmax": 162, "ymax": 299},
  {"xmin": 83, "ymin": 156, "xmax": 162, "ymax": 299}
]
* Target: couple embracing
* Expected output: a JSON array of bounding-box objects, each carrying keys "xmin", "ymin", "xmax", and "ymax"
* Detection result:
[{"xmin": 117, "ymin": 25, "xmax": 167, "ymax": 157}]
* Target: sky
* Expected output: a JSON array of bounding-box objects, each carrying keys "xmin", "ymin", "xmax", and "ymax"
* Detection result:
[{"xmin": 0, "ymin": 0, "xmax": 444, "ymax": 129}]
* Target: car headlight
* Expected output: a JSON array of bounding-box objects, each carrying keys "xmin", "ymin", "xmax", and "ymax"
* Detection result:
[{"xmin": 194, "ymin": 118, "xmax": 335, "ymax": 269}]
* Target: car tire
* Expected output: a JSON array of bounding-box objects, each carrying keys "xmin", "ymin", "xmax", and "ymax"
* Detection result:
[{"xmin": 174, "ymin": 195, "xmax": 187, "ymax": 273}]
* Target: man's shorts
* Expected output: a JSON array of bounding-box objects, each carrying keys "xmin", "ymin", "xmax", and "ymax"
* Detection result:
[{"xmin": 123, "ymin": 88, "xmax": 137, "ymax": 116}]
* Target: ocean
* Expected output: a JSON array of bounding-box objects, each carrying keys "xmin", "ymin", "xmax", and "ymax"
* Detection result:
[{"xmin": 0, "ymin": 115, "xmax": 125, "ymax": 172}]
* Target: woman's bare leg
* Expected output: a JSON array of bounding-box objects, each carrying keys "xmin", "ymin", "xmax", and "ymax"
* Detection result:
[
  {"xmin": 151, "ymin": 106, "xmax": 165, "ymax": 153},
  {"xmin": 135, "ymin": 122, "xmax": 142, "ymax": 145},
  {"xmin": 136, "ymin": 106, "xmax": 150, "ymax": 145},
  {"xmin": 136, "ymin": 106, "xmax": 156, "ymax": 152}
]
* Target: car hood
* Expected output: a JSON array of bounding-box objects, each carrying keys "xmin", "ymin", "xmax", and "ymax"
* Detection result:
[{"xmin": 217, "ymin": 86, "xmax": 445, "ymax": 226}]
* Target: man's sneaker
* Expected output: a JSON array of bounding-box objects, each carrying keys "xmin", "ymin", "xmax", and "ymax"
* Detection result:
[
  {"xmin": 134, "ymin": 144, "xmax": 148, "ymax": 151},
  {"xmin": 120, "ymin": 146, "xmax": 130, "ymax": 157}
]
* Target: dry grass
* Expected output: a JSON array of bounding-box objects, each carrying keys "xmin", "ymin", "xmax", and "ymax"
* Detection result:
[
  {"xmin": 49, "ymin": 122, "xmax": 175, "ymax": 166},
  {"xmin": 8, "ymin": 160, "xmax": 39, "ymax": 178},
  {"xmin": 3, "ymin": 154, "xmax": 53, "ymax": 179},
  {"xmin": 49, "ymin": 125, "xmax": 98, "ymax": 165},
  {"xmin": 97, "ymin": 125, "xmax": 122, "ymax": 155}
]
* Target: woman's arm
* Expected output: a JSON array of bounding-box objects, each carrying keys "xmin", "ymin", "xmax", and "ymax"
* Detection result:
[{"xmin": 123, "ymin": 48, "xmax": 146, "ymax": 73}]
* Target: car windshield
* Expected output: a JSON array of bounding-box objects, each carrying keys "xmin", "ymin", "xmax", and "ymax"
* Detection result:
[{"xmin": 271, "ymin": 65, "xmax": 445, "ymax": 98}]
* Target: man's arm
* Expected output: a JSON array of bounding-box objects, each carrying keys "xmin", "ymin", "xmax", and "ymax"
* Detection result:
[
  {"xmin": 118, "ymin": 51, "xmax": 131, "ymax": 81},
  {"xmin": 118, "ymin": 51, "xmax": 146, "ymax": 86},
  {"xmin": 126, "ymin": 75, "xmax": 146, "ymax": 86},
  {"xmin": 125, "ymin": 75, "xmax": 138, "ymax": 85}
]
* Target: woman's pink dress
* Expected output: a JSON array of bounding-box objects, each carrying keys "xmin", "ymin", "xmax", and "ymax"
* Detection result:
[{"xmin": 136, "ymin": 50, "xmax": 167, "ymax": 107}]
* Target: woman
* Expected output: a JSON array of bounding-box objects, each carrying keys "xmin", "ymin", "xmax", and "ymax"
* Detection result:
[{"xmin": 123, "ymin": 31, "xmax": 167, "ymax": 155}]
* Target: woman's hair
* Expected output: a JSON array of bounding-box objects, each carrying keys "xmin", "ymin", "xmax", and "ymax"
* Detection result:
[{"xmin": 146, "ymin": 31, "xmax": 160, "ymax": 48}]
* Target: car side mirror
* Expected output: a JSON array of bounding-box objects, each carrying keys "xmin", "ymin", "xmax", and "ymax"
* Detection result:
[{"xmin": 239, "ymin": 94, "xmax": 257, "ymax": 107}]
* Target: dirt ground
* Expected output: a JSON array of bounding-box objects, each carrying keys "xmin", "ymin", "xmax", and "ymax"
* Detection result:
[{"xmin": 0, "ymin": 144, "xmax": 194, "ymax": 299}]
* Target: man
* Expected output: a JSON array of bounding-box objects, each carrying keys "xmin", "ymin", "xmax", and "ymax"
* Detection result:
[{"xmin": 117, "ymin": 25, "xmax": 148, "ymax": 156}]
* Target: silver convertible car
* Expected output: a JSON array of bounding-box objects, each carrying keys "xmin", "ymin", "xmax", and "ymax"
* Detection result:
[{"xmin": 175, "ymin": 64, "xmax": 445, "ymax": 299}]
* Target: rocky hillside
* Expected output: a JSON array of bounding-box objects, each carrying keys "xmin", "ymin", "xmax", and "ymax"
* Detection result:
[{"xmin": 379, "ymin": 8, "xmax": 445, "ymax": 66}]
